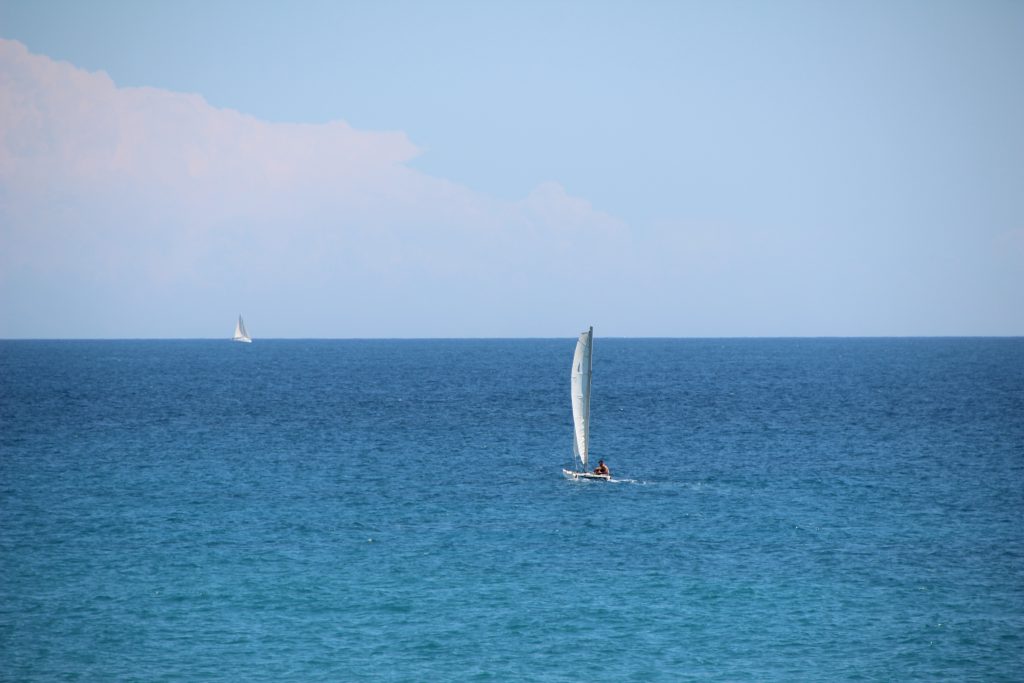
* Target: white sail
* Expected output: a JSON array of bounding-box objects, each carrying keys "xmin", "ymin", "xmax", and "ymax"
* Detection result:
[
  {"xmin": 570, "ymin": 326, "xmax": 593, "ymax": 469},
  {"xmin": 233, "ymin": 315, "xmax": 252, "ymax": 343}
]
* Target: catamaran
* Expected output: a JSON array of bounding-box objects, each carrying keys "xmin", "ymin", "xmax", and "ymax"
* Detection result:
[
  {"xmin": 232, "ymin": 315, "xmax": 252, "ymax": 343},
  {"xmin": 562, "ymin": 326, "xmax": 610, "ymax": 481}
]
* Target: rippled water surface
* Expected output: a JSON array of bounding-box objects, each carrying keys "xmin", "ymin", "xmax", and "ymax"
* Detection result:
[{"xmin": 2, "ymin": 338, "xmax": 1022, "ymax": 681}]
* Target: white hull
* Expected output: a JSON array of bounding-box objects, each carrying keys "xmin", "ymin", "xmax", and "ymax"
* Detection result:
[
  {"xmin": 232, "ymin": 337, "xmax": 252, "ymax": 343},
  {"xmin": 562, "ymin": 469, "xmax": 611, "ymax": 481}
]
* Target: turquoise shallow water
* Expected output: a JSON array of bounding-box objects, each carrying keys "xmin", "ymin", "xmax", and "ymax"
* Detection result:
[{"xmin": 2, "ymin": 338, "xmax": 1022, "ymax": 681}]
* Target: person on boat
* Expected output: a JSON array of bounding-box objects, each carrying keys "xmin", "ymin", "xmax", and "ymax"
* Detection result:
[{"xmin": 593, "ymin": 460, "xmax": 610, "ymax": 476}]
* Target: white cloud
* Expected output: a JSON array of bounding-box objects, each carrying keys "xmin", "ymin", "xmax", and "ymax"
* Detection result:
[
  {"xmin": 0, "ymin": 39, "xmax": 634, "ymax": 337},
  {"xmin": 7, "ymin": 37, "xmax": 1017, "ymax": 337}
]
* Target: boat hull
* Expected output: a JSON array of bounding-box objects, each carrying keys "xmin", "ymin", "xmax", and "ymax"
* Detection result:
[{"xmin": 562, "ymin": 469, "xmax": 611, "ymax": 481}]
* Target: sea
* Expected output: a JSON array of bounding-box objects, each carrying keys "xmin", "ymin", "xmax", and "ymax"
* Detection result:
[{"xmin": 1, "ymin": 338, "xmax": 1022, "ymax": 681}]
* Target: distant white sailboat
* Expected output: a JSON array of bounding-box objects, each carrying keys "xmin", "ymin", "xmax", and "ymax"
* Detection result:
[
  {"xmin": 562, "ymin": 326, "xmax": 610, "ymax": 481},
  {"xmin": 232, "ymin": 315, "xmax": 252, "ymax": 343}
]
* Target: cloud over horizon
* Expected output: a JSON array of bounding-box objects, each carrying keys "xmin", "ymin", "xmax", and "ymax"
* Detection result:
[
  {"xmin": 2, "ymin": 30, "xmax": 1021, "ymax": 339},
  {"xmin": 0, "ymin": 38, "xmax": 635, "ymax": 337}
]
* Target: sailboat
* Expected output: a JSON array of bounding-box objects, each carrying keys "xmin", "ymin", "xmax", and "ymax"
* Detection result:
[
  {"xmin": 562, "ymin": 326, "xmax": 610, "ymax": 481},
  {"xmin": 232, "ymin": 315, "xmax": 252, "ymax": 343}
]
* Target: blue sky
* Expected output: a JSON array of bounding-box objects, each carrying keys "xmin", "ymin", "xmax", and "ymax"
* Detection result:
[{"xmin": 1, "ymin": 0, "xmax": 1022, "ymax": 337}]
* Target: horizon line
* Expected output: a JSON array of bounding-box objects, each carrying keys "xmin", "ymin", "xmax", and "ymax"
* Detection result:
[{"xmin": 2, "ymin": 335, "xmax": 1022, "ymax": 342}]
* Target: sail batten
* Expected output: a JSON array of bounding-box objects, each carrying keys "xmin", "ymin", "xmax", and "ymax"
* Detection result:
[{"xmin": 570, "ymin": 326, "xmax": 593, "ymax": 469}]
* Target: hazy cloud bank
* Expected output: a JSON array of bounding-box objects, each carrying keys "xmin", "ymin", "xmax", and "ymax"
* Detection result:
[
  {"xmin": 2, "ymin": 35, "xmax": 1021, "ymax": 338},
  {"xmin": 1, "ymin": 39, "xmax": 634, "ymax": 337}
]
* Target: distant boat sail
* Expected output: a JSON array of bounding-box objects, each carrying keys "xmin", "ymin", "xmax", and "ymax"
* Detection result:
[
  {"xmin": 232, "ymin": 315, "xmax": 252, "ymax": 343},
  {"xmin": 562, "ymin": 326, "xmax": 609, "ymax": 481}
]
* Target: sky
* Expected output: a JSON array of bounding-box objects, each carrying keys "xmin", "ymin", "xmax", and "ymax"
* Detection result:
[{"xmin": 1, "ymin": 0, "xmax": 1022, "ymax": 338}]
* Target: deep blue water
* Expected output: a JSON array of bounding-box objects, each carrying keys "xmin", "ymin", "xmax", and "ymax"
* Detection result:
[{"xmin": 2, "ymin": 338, "xmax": 1022, "ymax": 681}]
